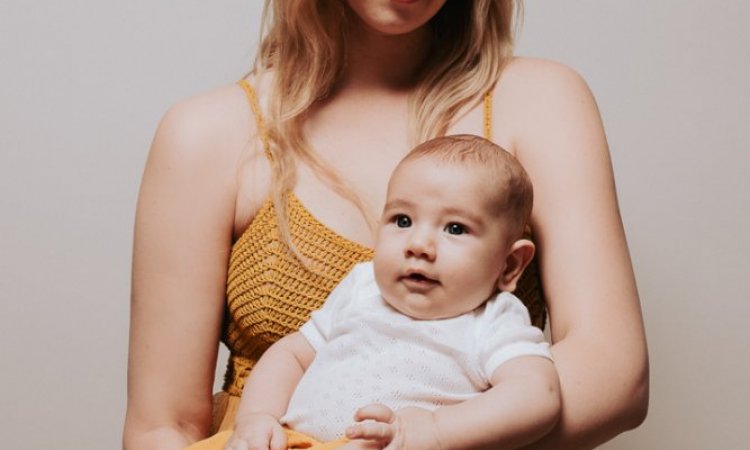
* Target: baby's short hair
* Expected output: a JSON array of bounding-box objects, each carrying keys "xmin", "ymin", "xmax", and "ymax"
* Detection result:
[{"xmin": 400, "ymin": 134, "xmax": 533, "ymax": 239}]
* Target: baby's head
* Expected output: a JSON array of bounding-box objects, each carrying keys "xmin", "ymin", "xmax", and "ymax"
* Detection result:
[{"xmin": 373, "ymin": 134, "xmax": 535, "ymax": 320}]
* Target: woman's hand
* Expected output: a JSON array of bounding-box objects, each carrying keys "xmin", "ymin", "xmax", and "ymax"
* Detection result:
[{"xmin": 345, "ymin": 404, "xmax": 442, "ymax": 450}]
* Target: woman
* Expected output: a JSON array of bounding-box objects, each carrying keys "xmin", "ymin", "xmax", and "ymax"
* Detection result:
[{"xmin": 124, "ymin": 1, "xmax": 649, "ymax": 449}]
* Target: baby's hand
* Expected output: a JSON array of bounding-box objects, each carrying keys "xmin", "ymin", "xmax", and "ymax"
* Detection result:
[
  {"xmin": 224, "ymin": 413, "xmax": 287, "ymax": 450},
  {"xmin": 345, "ymin": 404, "xmax": 442, "ymax": 450}
]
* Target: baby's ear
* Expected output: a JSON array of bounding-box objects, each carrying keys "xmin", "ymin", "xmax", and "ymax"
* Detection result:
[{"xmin": 496, "ymin": 239, "xmax": 536, "ymax": 292}]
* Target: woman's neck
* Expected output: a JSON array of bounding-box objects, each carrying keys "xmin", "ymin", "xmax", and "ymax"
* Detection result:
[{"xmin": 337, "ymin": 19, "xmax": 432, "ymax": 93}]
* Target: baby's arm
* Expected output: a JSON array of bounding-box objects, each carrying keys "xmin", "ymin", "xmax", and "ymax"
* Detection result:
[
  {"xmin": 437, "ymin": 355, "xmax": 560, "ymax": 449},
  {"xmin": 347, "ymin": 355, "xmax": 560, "ymax": 450},
  {"xmin": 226, "ymin": 332, "xmax": 316, "ymax": 450}
]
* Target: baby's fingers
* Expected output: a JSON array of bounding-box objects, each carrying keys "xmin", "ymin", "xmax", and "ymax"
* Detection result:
[
  {"xmin": 347, "ymin": 404, "xmax": 397, "ymax": 443},
  {"xmin": 346, "ymin": 421, "xmax": 395, "ymax": 443},
  {"xmin": 268, "ymin": 426, "xmax": 288, "ymax": 450},
  {"xmin": 353, "ymin": 403, "xmax": 396, "ymax": 424},
  {"xmin": 223, "ymin": 436, "xmax": 249, "ymax": 450},
  {"xmin": 225, "ymin": 427, "xmax": 284, "ymax": 450}
]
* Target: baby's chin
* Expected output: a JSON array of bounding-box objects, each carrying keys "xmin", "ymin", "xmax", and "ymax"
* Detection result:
[{"xmin": 382, "ymin": 296, "xmax": 460, "ymax": 321}]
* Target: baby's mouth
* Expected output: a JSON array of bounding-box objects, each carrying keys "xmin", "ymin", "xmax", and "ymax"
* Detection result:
[
  {"xmin": 406, "ymin": 273, "xmax": 433, "ymax": 282},
  {"xmin": 400, "ymin": 271, "xmax": 440, "ymax": 288}
]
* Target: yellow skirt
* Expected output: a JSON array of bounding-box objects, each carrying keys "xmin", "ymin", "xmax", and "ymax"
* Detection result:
[
  {"xmin": 189, "ymin": 392, "xmax": 347, "ymax": 450},
  {"xmin": 186, "ymin": 428, "xmax": 347, "ymax": 450}
]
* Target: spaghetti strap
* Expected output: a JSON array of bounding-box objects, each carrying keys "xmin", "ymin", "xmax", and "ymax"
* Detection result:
[
  {"xmin": 483, "ymin": 91, "xmax": 493, "ymax": 141},
  {"xmin": 237, "ymin": 79, "xmax": 274, "ymax": 163},
  {"xmin": 481, "ymin": 92, "xmax": 544, "ymax": 327},
  {"xmin": 484, "ymin": 89, "xmax": 530, "ymax": 236}
]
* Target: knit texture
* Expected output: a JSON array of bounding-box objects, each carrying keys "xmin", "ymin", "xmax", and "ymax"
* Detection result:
[{"xmin": 222, "ymin": 192, "xmax": 374, "ymax": 397}]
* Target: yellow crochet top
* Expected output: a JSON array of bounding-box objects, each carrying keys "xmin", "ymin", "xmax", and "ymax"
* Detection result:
[{"xmin": 213, "ymin": 80, "xmax": 546, "ymax": 432}]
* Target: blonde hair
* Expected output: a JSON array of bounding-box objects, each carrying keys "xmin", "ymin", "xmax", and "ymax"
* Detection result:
[
  {"xmin": 252, "ymin": 0, "xmax": 522, "ymax": 257},
  {"xmin": 400, "ymin": 134, "xmax": 533, "ymax": 239}
]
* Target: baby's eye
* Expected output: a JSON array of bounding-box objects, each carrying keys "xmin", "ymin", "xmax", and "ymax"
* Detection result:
[
  {"xmin": 394, "ymin": 215, "xmax": 412, "ymax": 228},
  {"xmin": 445, "ymin": 223, "xmax": 467, "ymax": 235}
]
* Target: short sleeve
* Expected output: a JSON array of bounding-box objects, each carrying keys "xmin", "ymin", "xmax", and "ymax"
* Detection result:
[
  {"xmin": 477, "ymin": 292, "xmax": 552, "ymax": 381},
  {"xmin": 299, "ymin": 263, "xmax": 362, "ymax": 351}
]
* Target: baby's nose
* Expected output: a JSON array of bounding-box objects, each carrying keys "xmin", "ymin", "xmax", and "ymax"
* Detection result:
[{"xmin": 405, "ymin": 228, "xmax": 436, "ymax": 260}]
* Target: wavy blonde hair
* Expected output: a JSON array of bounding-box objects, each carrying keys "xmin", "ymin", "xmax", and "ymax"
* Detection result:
[{"xmin": 251, "ymin": 0, "xmax": 522, "ymax": 256}]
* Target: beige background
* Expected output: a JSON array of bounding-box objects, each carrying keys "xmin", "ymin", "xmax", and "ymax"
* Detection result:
[{"xmin": 1, "ymin": 1, "xmax": 748, "ymax": 448}]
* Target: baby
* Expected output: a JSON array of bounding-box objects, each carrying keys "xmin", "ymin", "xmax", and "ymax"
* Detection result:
[{"xmin": 190, "ymin": 134, "xmax": 560, "ymax": 450}]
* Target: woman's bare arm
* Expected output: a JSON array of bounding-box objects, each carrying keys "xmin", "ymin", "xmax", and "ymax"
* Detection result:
[
  {"xmin": 501, "ymin": 58, "xmax": 649, "ymax": 449},
  {"xmin": 124, "ymin": 86, "xmax": 254, "ymax": 449}
]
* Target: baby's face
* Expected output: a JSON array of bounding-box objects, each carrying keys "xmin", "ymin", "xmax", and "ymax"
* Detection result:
[{"xmin": 373, "ymin": 158, "xmax": 513, "ymax": 320}]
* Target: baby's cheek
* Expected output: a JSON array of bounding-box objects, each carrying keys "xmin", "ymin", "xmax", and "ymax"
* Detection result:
[{"xmin": 451, "ymin": 268, "xmax": 494, "ymax": 301}]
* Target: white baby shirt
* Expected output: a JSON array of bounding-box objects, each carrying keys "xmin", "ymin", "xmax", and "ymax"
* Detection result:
[{"xmin": 281, "ymin": 261, "xmax": 551, "ymax": 441}]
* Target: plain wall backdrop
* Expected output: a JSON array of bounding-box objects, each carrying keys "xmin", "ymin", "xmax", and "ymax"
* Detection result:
[{"xmin": 1, "ymin": 1, "xmax": 748, "ymax": 448}]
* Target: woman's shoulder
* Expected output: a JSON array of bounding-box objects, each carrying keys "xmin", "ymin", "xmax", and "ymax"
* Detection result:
[
  {"xmin": 146, "ymin": 77, "xmax": 275, "ymax": 234},
  {"xmin": 499, "ymin": 56, "xmax": 591, "ymax": 93},
  {"xmin": 495, "ymin": 57, "xmax": 597, "ymax": 114},
  {"xmin": 152, "ymin": 82, "xmax": 257, "ymax": 165},
  {"xmin": 494, "ymin": 57, "xmax": 602, "ymax": 153}
]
